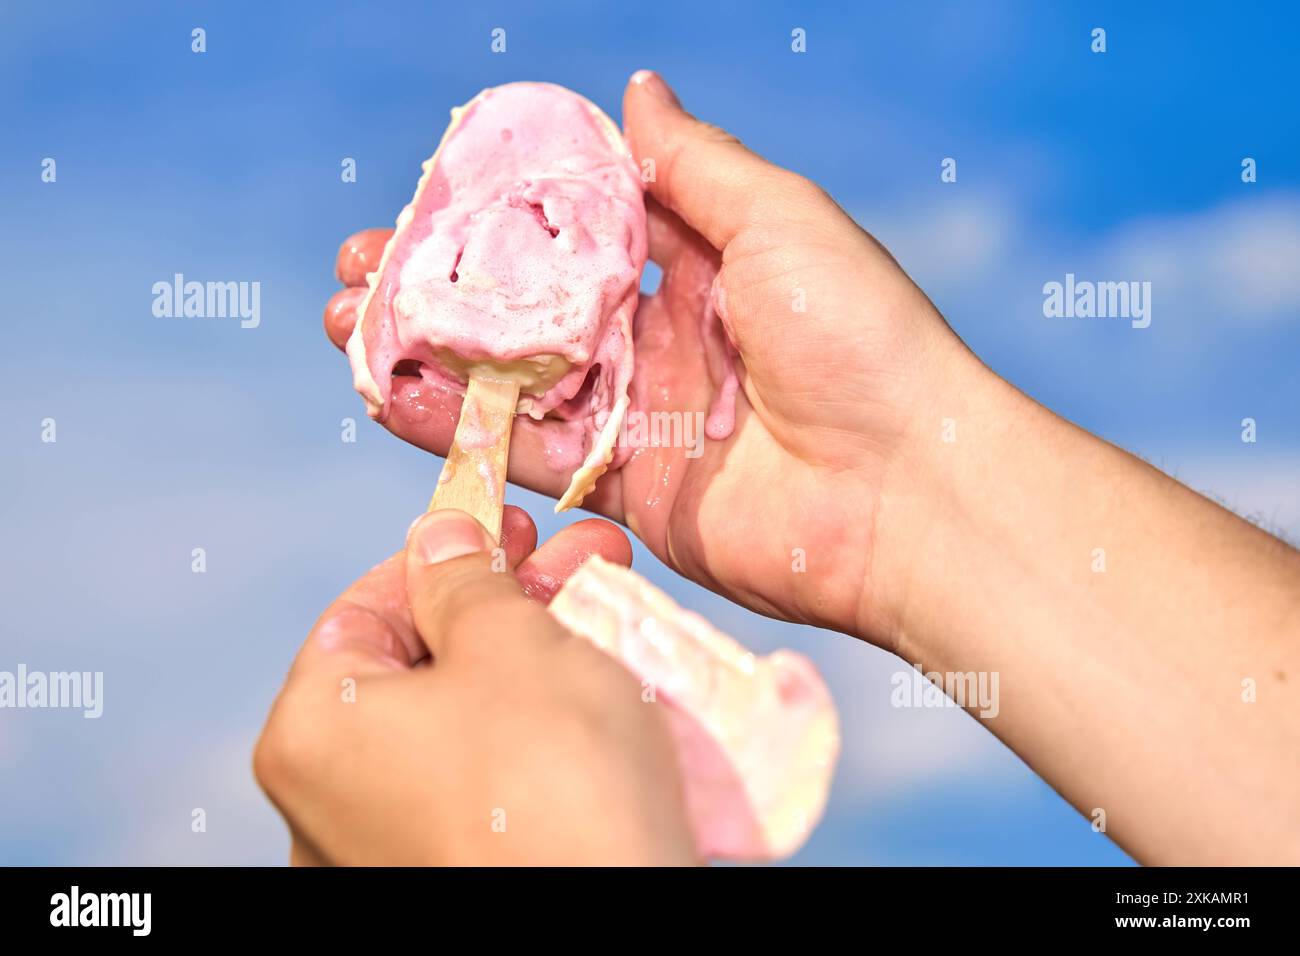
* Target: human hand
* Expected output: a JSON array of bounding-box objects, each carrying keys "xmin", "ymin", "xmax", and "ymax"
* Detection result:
[
  {"xmin": 323, "ymin": 72, "xmax": 979, "ymax": 649},
  {"xmin": 254, "ymin": 507, "xmax": 697, "ymax": 865},
  {"xmin": 609, "ymin": 77, "xmax": 1300, "ymax": 866},
  {"xmin": 317, "ymin": 73, "xmax": 1300, "ymax": 865}
]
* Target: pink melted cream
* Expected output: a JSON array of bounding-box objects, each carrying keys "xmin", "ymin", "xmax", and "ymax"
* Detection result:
[
  {"xmin": 347, "ymin": 83, "xmax": 647, "ymax": 505},
  {"xmin": 548, "ymin": 556, "xmax": 840, "ymax": 861}
]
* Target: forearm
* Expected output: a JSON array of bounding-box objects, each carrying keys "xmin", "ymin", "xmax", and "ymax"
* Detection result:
[{"xmin": 876, "ymin": 344, "xmax": 1300, "ymax": 864}]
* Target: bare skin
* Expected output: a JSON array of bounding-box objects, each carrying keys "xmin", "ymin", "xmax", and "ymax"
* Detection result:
[
  {"xmin": 256, "ymin": 507, "xmax": 699, "ymax": 866},
  {"xmin": 291, "ymin": 70, "xmax": 1300, "ymax": 865}
]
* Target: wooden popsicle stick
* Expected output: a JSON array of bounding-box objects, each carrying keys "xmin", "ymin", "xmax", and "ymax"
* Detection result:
[{"xmin": 428, "ymin": 375, "xmax": 521, "ymax": 543}]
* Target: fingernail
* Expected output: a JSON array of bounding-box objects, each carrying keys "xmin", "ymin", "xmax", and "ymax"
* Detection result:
[
  {"xmin": 408, "ymin": 510, "xmax": 491, "ymax": 565},
  {"xmin": 631, "ymin": 69, "xmax": 679, "ymax": 107}
]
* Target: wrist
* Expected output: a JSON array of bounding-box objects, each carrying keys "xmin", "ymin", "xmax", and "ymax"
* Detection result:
[{"xmin": 861, "ymin": 335, "xmax": 1050, "ymax": 655}]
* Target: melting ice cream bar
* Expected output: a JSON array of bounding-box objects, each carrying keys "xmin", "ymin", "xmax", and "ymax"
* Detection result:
[
  {"xmin": 346, "ymin": 82, "xmax": 645, "ymax": 511},
  {"xmin": 548, "ymin": 556, "xmax": 841, "ymax": 861}
]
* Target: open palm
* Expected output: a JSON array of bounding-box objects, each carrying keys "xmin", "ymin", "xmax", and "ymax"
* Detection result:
[{"xmin": 323, "ymin": 73, "xmax": 961, "ymax": 643}]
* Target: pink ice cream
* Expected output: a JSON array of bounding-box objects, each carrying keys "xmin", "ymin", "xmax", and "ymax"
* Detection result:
[
  {"xmin": 347, "ymin": 82, "xmax": 645, "ymax": 510},
  {"xmin": 548, "ymin": 556, "xmax": 841, "ymax": 861}
]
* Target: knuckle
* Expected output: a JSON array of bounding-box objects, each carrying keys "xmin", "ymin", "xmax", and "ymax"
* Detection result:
[
  {"xmin": 655, "ymin": 122, "xmax": 740, "ymax": 203},
  {"xmin": 439, "ymin": 591, "xmax": 561, "ymax": 662},
  {"xmin": 253, "ymin": 688, "xmax": 325, "ymax": 799},
  {"xmin": 779, "ymin": 171, "xmax": 832, "ymax": 209},
  {"xmin": 695, "ymin": 120, "xmax": 742, "ymax": 147},
  {"xmin": 451, "ymin": 597, "xmax": 534, "ymax": 641},
  {"xmin": 252, "ymin": 720, "xmax": 287, "ymax": 797},
  {"xmin": 415, "ymin": 560, "xmax": 503, "ymax": 621}
]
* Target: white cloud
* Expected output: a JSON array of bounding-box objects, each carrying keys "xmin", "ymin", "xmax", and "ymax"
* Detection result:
[
  {"xmin": 825, "ymin": 640, "xmax": 1026, "ymax": 802},
  {"xmin": 92, "ymin": 732, "xmax": 286, "ymax": 865},
  {"xmin": 1104, "ymin": 195, "xmax": 1300, "ymax": 330},
  {"xmin": 657, "ymin": 586, "xmax": 1031, "ymax": 806},
  {"xmin": 864, "ymin": 190, "xmax": 1300, "ymax": 343},
  {"xmin": 873, "ymin": 192, "xmax": 1018, "ymax": 284},
  {"xmin": 1161, "ymin": 451, "xmax": 1300, "ymax": 542}
]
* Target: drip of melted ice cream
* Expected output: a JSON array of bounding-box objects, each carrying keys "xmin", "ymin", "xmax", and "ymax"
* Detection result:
[{"xmin": 347, "ymin": 82, "xmax": 646, "ymax": 510}]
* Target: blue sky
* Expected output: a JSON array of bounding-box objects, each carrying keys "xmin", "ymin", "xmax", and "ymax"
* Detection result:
[{"xmin": 1, "ymin": 0, "xmax": 1297, "ymax": 865}]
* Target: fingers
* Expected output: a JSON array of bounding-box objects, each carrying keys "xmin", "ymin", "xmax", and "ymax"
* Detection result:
[
  {"xmin": 645, "ymin": 195, "xmax": 698, "ymax": 267},
  {"xmin": 623, "ymin": 70, "xmax": 828, "ymax": 252},
  {"xmin": 324, "ymin": 286, "xmax": 367, "ymax": 351},
  {"xmin": 286, "ymin": 505, "xmax": 543, "ymax": 684},
  {"xmin": 335, "ymin": 228, "xmax": 393, "ymax": 287},
  {"xmin": 326, "ymin": 227, "xmax": 392, "ymax": 351},
  {"xmin": 645, "ymin": 196, "xmax": 723, "ymax": 280},
  {"xmin": 499, "ymin": 505, "xmax": 539, "ymax": 568},
  {"xmin": 516, "ymin": 518, "xmax": 634, "ymax": 603},
  {"xmin": 291, "ymin": 554, "xmax": 422, "ymax": 680},
  {"xmin": 405, "ymin": 509, "xmax": 567, "ymax": 666}
]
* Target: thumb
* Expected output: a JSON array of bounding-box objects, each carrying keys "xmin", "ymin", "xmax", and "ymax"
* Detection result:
[
  {"xmin": 622, "ymin": 69, "xmax": 831, "ymax": 251},
  {"xmin": 404, "ymin": 509, "xmax": 562, "ymax": 666}
]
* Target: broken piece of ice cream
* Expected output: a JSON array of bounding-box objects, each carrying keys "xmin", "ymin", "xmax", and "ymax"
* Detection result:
[
  {"xmin": 346, "ymin": 82, "xmax": 645, "ymax": 510},
  {"xmin": 548, "ymin": 556, "xmax": 840, "ymax": 861}
]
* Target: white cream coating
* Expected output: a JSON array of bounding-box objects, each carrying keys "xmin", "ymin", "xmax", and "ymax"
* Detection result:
[
  {"xmin": 345, "ymin": 84, "xmax": 644, "ymax": 511},
  {"xmin": 547, "ymin": 555, "xmax": 841, "ymax": 860}
]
